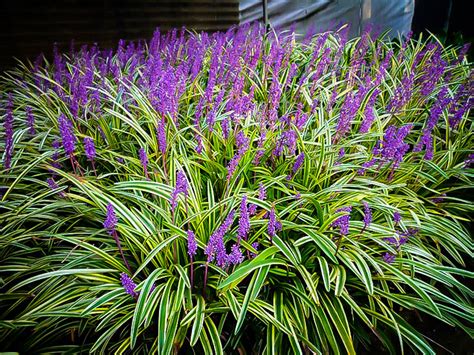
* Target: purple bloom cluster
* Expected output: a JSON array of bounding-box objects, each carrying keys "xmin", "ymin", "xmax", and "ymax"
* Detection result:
[
  {"xmin": 382, "ymin": 252, "xmax": 395, "ymax": 264},
  {"xmin": 138, "ymin": 147, "xmax": 149, "ymax": 178},
  {"xmin": 331, "ymin": 206, "xmax": 352, "ymax": 236},
  {"xmin": 227, "ymin": 131, "xmax": 249, "ymax": 180},
  {"xmin": 103, "ymin": 203, "xmax": 118, "ymax": 235},
  {"xmin": 58, "ymin": 114, "xmax": 76, "ymax": 157},
  {"xmin": 238, "ymin": 195, "xmax": 250, "ymax": 241},
  {"xmin": 267, "ymin": 206, "xmax": 282, "ymax": 239},
  {"xmin": 431, "ymin": 193, "xmax": 446, "ymax": 204},
  {"xmin": 250, "ymin": 242, "xmax": 259, "ymax": 258},
  {"xmin": 170, "ymin": 170, "xmax": 189, "ymax": 211},
  {"xmin": 464, "ymin": 154, "xmax": 474, "ymax": 168},
  {"xmin": 387, "ymin": 72, "xmax": 415, "ymax": 113},
  {"xmin": 359, "ymin": 124, "xmax": 412, "ymax": 177},
  {"xmin": 249, "ymin": 183, "xmax": 266, "ymax": 215},
  {"xmin": 187, "ymin": 229, "xmax": 197, "ymax": 257},
  {"xmin": 83, "ymin": 137, "xmax": 96, "ymax": 161},
  {"xmin": 227, "ymin": 244, "xmax": 244, "ymax": 265},
  {"xmin": 47, "ymin": 177, "xmax": 65, "ymax": 197},
  {"xmin": 359, "ymin": 89, "xmax": 380, "ymax": 133},
  {"xmin": 292, "ymin": 152, "xmax": 305, "ymax": 175},
  {"xmin": 156, "ymin": 119, "xmax": 167, "ymax": 155},
  {"xmin": 204, "ymin": 210, "xmax": 237, "ymax": 268},
  {"xmin": 413, "ymin": 88, "xmax": 451, "ymax": 160},
  {"xmin": 3, "ymin": 93, "xmax": 14, "ymax": 169},
  {"xmin": 120, "ymin": 273, "xmax": 138, "ymax": 298},
  {"xmin": 416, "ymin": 44, "xmax": 446, "ymax": 97},
  {"xmin": 26, "ymin": 106, "xmax": 35, "ymax": 135},
  {"xmin": 393, "ymin": 211, "xmax": 402, "ymax": 224},
  {"xmin": 384, "ymin": 228, "xmax": 417, "ymax": 249}
]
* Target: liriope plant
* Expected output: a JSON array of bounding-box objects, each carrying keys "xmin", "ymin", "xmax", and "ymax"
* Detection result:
[{"xmin": 0, "ymin": 23, "xmax": 473, "ymax": 354}]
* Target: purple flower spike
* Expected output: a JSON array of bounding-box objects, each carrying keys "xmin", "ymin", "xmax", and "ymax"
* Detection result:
[
  {"xmin": 293, "ymin": 152, "xmax": 305, "ymax": 175},
  {"xmin": 268, "ymin": 206, "xmax": 277, "ymax": 239},
  {"xmin": 382, "ymin": 253, "xmax": 395, "ymax": 264},
  {"xmin": 250, "ymin": 242, "xmax": 259, "ymax": 258},
  {"xmin": 170, "ymin": 170, "xmax": 189, "ymax": 211},
  {"xmin": 83, "ymin": 137, "xmax": 96, "ymax": 161},
  {"xmin": 26, "ymin": 106, "xmax": 35, "ymax": 135},
  {"xmin": 362, "ymin": 201, "xmax": 372, "ymax": 230},
  {"xmin": 238, "ymin": 195, "xmax": 250, "ymax": 241},
  {"xmin": 187, "ymin": 230, "xmax": 197, "ymax": 257},
  {"xmin": 120, "ymin": 273, "xmax": 138, "ymax": 298},
  {"xmin": 139, "ymin": 147, "xmax": 149, "ymax": 178},
  {"xmin": 205, "ymin": 210, "xmax": 235, "ymax": 267},
  {"xmin": 47, "ymin": 177, "xmax": 65, "ymax": 197},
  {"xmin": 227, "ymin": 244, "xmax": 245, "ymax": 265},
  {"xmin": 156, "ymin": 119, "xmax": 167, "ymax": 155},
  {"xmin": 103, "ymin": 203, "xmax": 118, "ymax": 235},
  {"xmin": 393, "ymin": 211, "xmax": 402, "ymax": 224},
  {"xmin": 332, "ymin": 206, "xmax": 352, "ymax": 236},
  {"xmin": 58, "ymin": 114, "xmax": 76, "ymax": 157},
  {"xmin": 464, "ymin": 154, "xmax": 474, "ymax": 168},
  {"xmin": 3, "ymin": 93, "xmax": 14, "ymax": 169},
  {"xmin": 258, "ymin": 183, "xmax": 266, "ymax": 200}
]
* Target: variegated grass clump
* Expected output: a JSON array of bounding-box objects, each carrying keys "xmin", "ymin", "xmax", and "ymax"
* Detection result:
[{"xmin": 0, "ymin": 24, "xmax": 473, "ymax": 353}]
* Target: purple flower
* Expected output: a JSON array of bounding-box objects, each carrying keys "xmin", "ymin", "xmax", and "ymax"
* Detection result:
[
  {"xmin": 227, "ymin": 131, "xmax": 249, "ymax": 180},
  {"xmin": 413, "ymin": 88, "xmax": 450, "ymax": 160},
  {"xmin": 26, "ymin": 106, "xmax": 35, "ymax": 135},
  {"xmin": 238, "ymin": 195, "xmax": 250, "ymax": 241},
  {"xmin": 58, "ymin": 114, "xmax": 76, "ymax": 157},
  {"xmin": 103, "ymin": 203, "xmax": 118, "ymax": 235},
  {"xmin": 139, "ymin": 147, "xmax": 149, "ymax": 177},
  {"xmin": 120, "ymin": 273, "xmax": 138, "ymax": 298},
  {"xmin": 383, "ymin": 228, "xmax": 412, "ymax": 248},
  {"xmin": 331, "ymin": 206, "xmax": 352, "ymax": 236},
  {"xmin": 393, "ymin": 212, "xmax": 402, "ymax": 224},
  {"xmin": 335, "ymin": 89, "xmax": 366, "ymax": 140},
  {"xmin": 248, "ymin": 184, "xmax": 264, "ymax": 216},
  {"xmin": 267, "ymin": 206, "xmax": 277, "ymax": 239},
  {"xmin": 388, "ymin": 71, "xmax": 415, "ymax": 113},
  {"xmin": 227, "ymin": 244, "xmax": 244, "ymax": 265},
  {"xmin": 226, "ymin": 155, "xmax": 240, "ymax": 180},
  {"xmin": 250, "ymin": 242, "xmax": 259, "ymax": 258},
  {"xmin": 338, "ymin": 148, "xmax": 345, "ymax": 160},
  {"xmin": 47, "ymin": 177, "xmax": 65, "ymax": 197},
  {"xmin": 362, "ymin": 202, "xmax": 372, "ymax": 229},
  {"xmin": 236, "ymin": 131, "xmax": 249, "ymax": 151},
  {"xmin": 382, "ymin": 253, "xmax": 395, "ymax": 264},
  {"xmin": 359, "ymin": 89, "xmax": 380, "ymax": 133},
  {"xmin": 464, "ymin": 154, "xmax": 474, "ymax": 168},
  {"xmin": 416, "ymin": 45, "xmax": 446, "ymax": 97},
  {"xmin": 431, "ymin": 193, "xmax": 446, "ymax": 204},
  {"xmin": 83, "ymin": 137, "xmax": 96, "ymax": 161},
  {"xmin": 170, "ymin": 170, "xmax": 189, "ymax": 211},
  {"xmin": 293, "ymin": 152, "xmax": 305, "ymax": 175},
  {"xmin": 3, "ymin": 93, "xmax": 14, "ymax": 169},
  {"xmin": 187, "ymin": 230, "xmax": 197, "ymax": 257},
  {"xmin": 258, "ymin": 183, "xmax": 266, "ymax": 200},
  {"xmin": 156, "ymin": 119, "xmax": 167, "ymax": 155},
  {"xmin": 47, "ymin": 177, "xmax": 58, "ymax": 190},
  {"xmin": 360, "ymin": 124, "xmax": 412, "ymax": 177},
  {"xmin": 205, "ymin": 210, "xmax": 235, "ymax": 267}
]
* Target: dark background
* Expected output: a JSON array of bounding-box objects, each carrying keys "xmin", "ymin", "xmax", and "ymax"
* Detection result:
[
  {"xmin": 0, "ymin": 0, "xmax": 239, "ymax": 71},
  {"xmin": 0, "ymin": 0, "xmax": 471, "ymax": 72}
]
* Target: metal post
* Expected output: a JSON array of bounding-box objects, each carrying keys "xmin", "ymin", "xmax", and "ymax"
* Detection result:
[{"xmin": 262, "ymin": 0, "xmax": 269, "ymax": 32}]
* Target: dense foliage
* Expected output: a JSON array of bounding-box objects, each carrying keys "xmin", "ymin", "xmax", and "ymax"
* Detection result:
[{"xmin": 0, "ymin": 24, "xmax": 473, "ymax": 354}]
